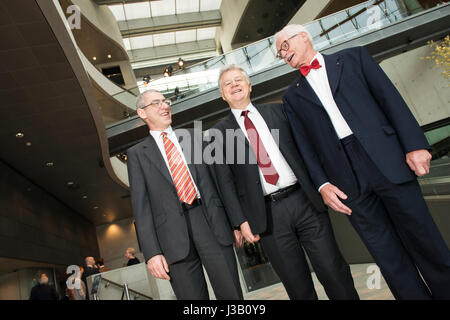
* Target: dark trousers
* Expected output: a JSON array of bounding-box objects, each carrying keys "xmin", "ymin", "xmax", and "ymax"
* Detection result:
[
  {"xmin": 341, "ymin": 134, "xmax": 450, "ymax": 300},
  {"xmin": 168, "ymin": 205, "xmax": 243, "ymax": 300},
  {"xmin": 260, "ymin": 187, "xmax": 359, "ymax": 300}
]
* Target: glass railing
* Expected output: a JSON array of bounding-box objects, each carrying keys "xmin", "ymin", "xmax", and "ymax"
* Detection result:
[
  {"xmin": 418, "ymin": 118, "xmax": 450, "ymax": 197},
  {"xmin": 107, "ymin": 0, "xmax": 447, "ymax": 128}
]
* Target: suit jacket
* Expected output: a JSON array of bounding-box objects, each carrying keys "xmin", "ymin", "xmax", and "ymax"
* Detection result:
[
  {"xmin": 283, "ymin": 47, "xmax": 430, "ymax": 200},
  {"xmin": 127, "ymin": 128, "xmax": 234, "ymax": 265},
  {"xmin": 210, "ymin": 103, "xmax": 326, "ymax": 235}
]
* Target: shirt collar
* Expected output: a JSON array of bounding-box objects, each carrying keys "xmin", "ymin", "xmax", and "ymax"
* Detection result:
[
  {"xmin": 309, "ymin": 52, "xmax": 322, "ymax": 64},
  {"xmin": 150, "ymin": 125, "xmax": 173, "ymax": 140},
  {"xmin": 231, "ymin": 102, "xmax": 256, "ymax": 121}
]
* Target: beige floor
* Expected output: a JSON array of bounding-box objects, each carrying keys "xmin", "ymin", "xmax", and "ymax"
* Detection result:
[{"xmin": 245, "ymin": 263, "xmax": 395, "ymax": 300}]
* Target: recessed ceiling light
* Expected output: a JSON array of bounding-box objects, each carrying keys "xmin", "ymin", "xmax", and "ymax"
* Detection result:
[
  {"xmin": 67, "ymin": 181, "xmax": 74, "ymax": 186},
  {"xmin": 16, "ymin": 133, "xmax": 24, "ymax": 138},
  {"xmin": 46, "ymin": 162, "xmax": 54, "ymax": 167},
  {"xmin": 93, "ymin": 56, "xmax": 97, "ymax": 61},
  {"xmin": 26, "ymin": 142, "xmax": 31, "ymax": 147},
  {"xmin": 107, "ymin": 54, "xmax": 112, "ymax": 59},
  {"xmin": 93, "ymin": 206, "xmax": 99, "ymax": 210},
  {"xmin": 82, "ymin": 195, "xmax": 87, "ymax": 199}
]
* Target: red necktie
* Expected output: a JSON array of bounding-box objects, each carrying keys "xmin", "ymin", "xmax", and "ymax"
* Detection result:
[
  {"xmin": 241, "ymin": 111, "xmax": 279, "ymax": 185},
  {"xmin": 299, "ymin": 58, "xmax": 322, "ymax": 76},
  {"xmin": 161, "ymin": 132, "xmax": 198, "ymax": 204}
]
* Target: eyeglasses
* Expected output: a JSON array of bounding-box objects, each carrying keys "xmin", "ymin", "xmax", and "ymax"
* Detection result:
[
  {"xmin": 140, "ymin": 99, "xmax": 172, "ymax": 110},
  {"xmin": 223, "ymin": 77, "xmax": 245, "ymax": 88},
  {"xmin": 276, "ymin": 33, "xmax": 300, "ymax": 59}
]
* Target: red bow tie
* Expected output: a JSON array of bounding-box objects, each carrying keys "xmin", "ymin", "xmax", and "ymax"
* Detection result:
[{"xmin": 299, "ymin": 58, "xmax": 322, "ymax": 76}]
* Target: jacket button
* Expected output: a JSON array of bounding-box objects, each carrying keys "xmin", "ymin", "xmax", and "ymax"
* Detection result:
[{"xmin": 256, "ymin": 181, "xmax": 260, "ymax": 185}]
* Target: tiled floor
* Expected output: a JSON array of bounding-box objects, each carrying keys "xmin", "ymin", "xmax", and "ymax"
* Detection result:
[{"xmin": 245, "ymin": 263, "xmax": 395, "ymax": 300}]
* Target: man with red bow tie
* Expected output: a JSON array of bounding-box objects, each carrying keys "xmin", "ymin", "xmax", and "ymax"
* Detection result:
[{"xmin": 276, "ymin": 24, "xmax": 450, "ymax": 300}]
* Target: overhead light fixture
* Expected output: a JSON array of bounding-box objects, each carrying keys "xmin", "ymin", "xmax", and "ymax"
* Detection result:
[
  {"xmin": 26, "ymin": 142, "xmax": 32, "ymax": 147},
  {"xmin": 107, "ymin": 54, "xmax": 112, "ymax": 59},
  {"xmin": 46, "ymin": 162, "xmax": 54, "ymax": 167},
  {"xmin": 66, "ymin": 181, "xmax": 80, "ymax": 190},
  {"xmin": 93, "ymin": 56, "xmax": 97, "ymax": 61},
  {"xmin": 82, "ymin": 195, "xmax": 88, "ymax": 199},
  {"xmin": 93, "ymin": 206, "xmax": 99, "ymax": 210},
  {"xmin": 178, "ymin": 57, "xmax": 184, "ymax": 68},
  {"xmin": 16, "ymin": 133, "xmax": 24, "ymax": 138}
]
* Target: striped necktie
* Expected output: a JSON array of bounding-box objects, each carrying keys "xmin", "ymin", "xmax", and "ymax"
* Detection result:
[{"xmin": 161, "ymin": 132, "xmax": 197, "ymax": 204}]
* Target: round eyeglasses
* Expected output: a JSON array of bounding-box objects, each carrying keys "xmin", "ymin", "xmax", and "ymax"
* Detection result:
[{"xmin": 276, "ymin": 33, "xmax": 300, "ymax": 59}]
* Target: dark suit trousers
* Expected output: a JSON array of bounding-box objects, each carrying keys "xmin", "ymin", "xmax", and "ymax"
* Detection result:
[
  {"xmin": 260, "ymin": 187, "xmax": 359, "ymax": 300},
  {"xmin": 168, "ymin": 204, "xmax": 243, "ymax": 300},
  {"xmin": 341, "ymin": 134, "xmax": 450, "ymax": 300}
]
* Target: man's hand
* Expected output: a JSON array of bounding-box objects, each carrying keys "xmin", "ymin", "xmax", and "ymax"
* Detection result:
[
  {"xmin": 406, "ymin": 149, "xmax": 432, "ymax": 177},
  {"xmin": 233, "ymin": 229, "xmax": 244, "ymax": 247},
  {"xmin": 147, "ymin": 254, "xmax": 170, "ymax": 280},
  {"xmin": 239, "ymin": 221, "xmax": 260, "ymax": 243},
  {"xmin": 319, "ymin": 183, "xmax": 352, "ymax": 215}
]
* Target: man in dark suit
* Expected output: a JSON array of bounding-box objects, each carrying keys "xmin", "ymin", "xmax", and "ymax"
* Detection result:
[
  {"xmin": 29, "ymin": 273, "xmax": 58, "ymax": 300},
  {"xmin": 81, "ymin": 256, "xmax": 99, "ymax": 300},
  {"xmin": 276, "ymin": 24, "xmax": 450, "ymax": 299},
  {"xmin": 209, "ymin": 65, "xmax": 358, "ymax": 300},
  {"xmin": 127, "ymin": 89, "xmax": 243, "ymax": 300}
]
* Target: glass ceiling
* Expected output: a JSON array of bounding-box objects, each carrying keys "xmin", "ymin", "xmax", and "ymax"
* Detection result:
[{"xmin": 108, "ymin": 0, "xmax": 222, "ymax": 52}]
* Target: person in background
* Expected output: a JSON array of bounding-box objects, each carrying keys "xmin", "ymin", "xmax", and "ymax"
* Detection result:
[
  {"xmin": 29, "ymin": 273, "xmax": 58, "ymax": 300},
  {"xmin": 96, "ymin": 257, "xmax": 111, "ymax": 272},
  {"xmin": 81, "ymin": 256, "xmax": 99, "ymax": 300},
  {"xmin": 125, "ymin": 248, "xmax": 141, "ymax": 266}
]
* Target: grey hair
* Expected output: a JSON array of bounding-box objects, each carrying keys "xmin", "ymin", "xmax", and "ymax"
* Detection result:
[
  {"xmin": 217, "ymin": 64, "xmax": 251, "ymax": 93},
  {"xmin": 275, "ymin": 24, "xmax": 313, "ymax": 44},
  {"xmin": 135, "ymin": 89, "xmax": 160, "ymax": 109}
]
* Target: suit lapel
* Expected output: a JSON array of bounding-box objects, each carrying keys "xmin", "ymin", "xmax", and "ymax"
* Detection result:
[
  {"xmin": 292, "ymin": 53, "xmax": 343, "ymax": 107},
  {"xmin": 323, "ymin": 53, "xmax": 343, "ymax": 95},
  {"xmin": 223, "ymin": 113, "xmax": 249, "ymax": 150},
  {"xmin": 142, "ymin": 135, "xmax": 174, "ymax": 186},
  {"xmin": 293, "ymin": 74, "xmax": 323, "ymax": 108},
  {"xmin": 254, "ymin": 104, "xmax": 312, "ymax": 187}
]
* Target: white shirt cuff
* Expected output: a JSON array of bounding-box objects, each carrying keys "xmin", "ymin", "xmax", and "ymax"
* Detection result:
[{"xmin": 318, "ymin": 182, "xmax": 330, "ymax": 193}]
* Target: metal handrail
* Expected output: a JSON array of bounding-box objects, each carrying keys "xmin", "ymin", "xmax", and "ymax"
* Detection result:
[{"xmin": 99, "ymin": 277, "xmax": 153, "ymax": 300}]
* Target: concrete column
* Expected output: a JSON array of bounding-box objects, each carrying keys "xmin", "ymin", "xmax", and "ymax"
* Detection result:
[{"xmin": 217, "ymin": 0, "xmax": 250, "ymax": 53}]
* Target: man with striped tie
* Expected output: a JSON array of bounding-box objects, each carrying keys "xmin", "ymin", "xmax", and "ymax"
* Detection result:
[{"xmin": 127, "ymin": 89, "xmax": 243, "ymax": 300}]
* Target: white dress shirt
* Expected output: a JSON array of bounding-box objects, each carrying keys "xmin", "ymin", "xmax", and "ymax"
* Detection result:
[
  {"xmin": 231, "ymin": 103, "xmax": 298, "ymax": 196},
  {"xmin": 305, "ymin": 52, "xmax": 353, "ymax": 139},
  {"xmin": 150, "ymin": 126, "xmax": 201, "ymax": 198},
  {"xmin": 305, "ymin": 52, "xmax": 353, "ymax": 192}
]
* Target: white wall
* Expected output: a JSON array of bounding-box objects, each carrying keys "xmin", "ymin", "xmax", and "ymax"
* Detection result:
[
  {"xmin": 96, "ymin": 217, "xmax": 144, "ymax": 270},
  {"xmin": 380, "ymin": 44, "xmax": 450, "ymax": 126}
]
